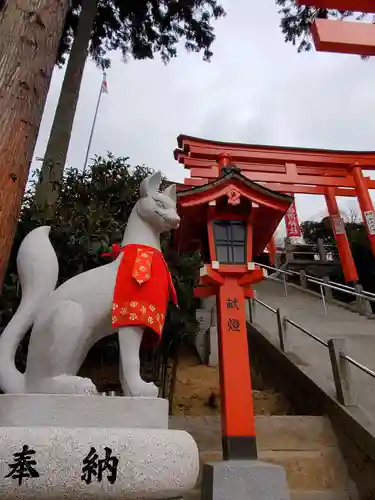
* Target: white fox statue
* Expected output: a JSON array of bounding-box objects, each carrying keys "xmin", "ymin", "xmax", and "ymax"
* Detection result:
[{"xmin": 0, "ymin": 171, "xmax": 180, "ymax": 397}]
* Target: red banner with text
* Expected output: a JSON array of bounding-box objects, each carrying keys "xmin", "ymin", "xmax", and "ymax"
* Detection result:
[{"xmin": 285, "ymin": 198, "xmax": 302, "ymax": 238}]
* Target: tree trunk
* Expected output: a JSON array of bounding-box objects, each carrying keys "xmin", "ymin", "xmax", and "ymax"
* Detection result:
[
  {"xmin": 0, "ymin": 0, "xmax": 69, "ymax": 291},
  {"xmin": 34, "ymin": 0, "xmax": 97, "ymax": 214}
]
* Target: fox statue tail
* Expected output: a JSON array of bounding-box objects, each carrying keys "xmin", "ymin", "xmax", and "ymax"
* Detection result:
[{"xmin": 0, "ymin": 226, "xmax": 59, "ymax": 393}]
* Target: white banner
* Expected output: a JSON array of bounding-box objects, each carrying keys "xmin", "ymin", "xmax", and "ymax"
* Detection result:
[
  {"xmin": 364, "ymin": 210, "xmax": 375, "ymax": 236},
  {"xmin": 332, "ymin": 215, "xmax": 345, "ymax": 236},
  {"xmin": 196, "ymin": 309, "xmax": 211, "ymax": 335}
]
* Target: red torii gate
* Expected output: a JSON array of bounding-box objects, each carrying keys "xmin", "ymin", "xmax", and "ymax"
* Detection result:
[
  {"xmin": 297, "ymin": 0, "xmax": 375, "ymax": 56},
  {"xmin": 174, "ymin": 134, "xmax": 375, "ymax": 284}
]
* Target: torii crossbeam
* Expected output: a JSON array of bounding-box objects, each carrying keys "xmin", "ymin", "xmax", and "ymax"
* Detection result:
[{"xmin": 297, "ymin": 0, "xmax": 375, "ymax": 55}]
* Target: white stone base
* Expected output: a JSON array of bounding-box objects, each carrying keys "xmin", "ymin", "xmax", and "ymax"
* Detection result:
[
  {"xmin": 0, "ymin": 394, "xmax": 168, "ymax": 428},
  {"xmin": 202, "ymin": 460, "xmax": 290, "ymax": 500},
  {"xmin": 0, "ymin": 395, "xmax": 199, "ymax": 499}
]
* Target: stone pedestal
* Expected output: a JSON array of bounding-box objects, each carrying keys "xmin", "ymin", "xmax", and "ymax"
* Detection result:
[
  {"xmin": 0, "ymin": 395, "xmax": 199, "ymax": 499},
  {"xmin": 201, "ymin": 460, "xmax": 290, "ymax": 500}
]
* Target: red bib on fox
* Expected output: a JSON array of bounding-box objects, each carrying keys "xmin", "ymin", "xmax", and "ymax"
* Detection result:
[{"xmin": 112, "ymin": 244, "xmax": 177, "ymax": 348}]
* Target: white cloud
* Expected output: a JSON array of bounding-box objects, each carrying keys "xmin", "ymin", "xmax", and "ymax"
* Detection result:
[{"xmin": 32, "ymin": 0, "xmax": 375, "ymax": 224}]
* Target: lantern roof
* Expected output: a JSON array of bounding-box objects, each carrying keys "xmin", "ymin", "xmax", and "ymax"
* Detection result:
[
  {"xmin": 174, "ymin": 168, "xmax": 293, "ymax": 257},
  {"xmin": 177, "ymin": 168, "xmax": 291, "ymax": 210}
]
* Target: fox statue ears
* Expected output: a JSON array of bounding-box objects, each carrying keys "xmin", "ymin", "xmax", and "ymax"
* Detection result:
[
  {"xmin": 139, "ymin": 171, "xmax": 177, "ymax": 203},
  {"xmin": 163, "ymin": 184, "xmax": 177, "ymax": 203}
]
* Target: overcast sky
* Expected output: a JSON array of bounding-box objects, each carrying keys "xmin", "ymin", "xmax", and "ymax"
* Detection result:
[{"xmin": 32, "ymin": 0, "xmax": 375, "ymax": 229}]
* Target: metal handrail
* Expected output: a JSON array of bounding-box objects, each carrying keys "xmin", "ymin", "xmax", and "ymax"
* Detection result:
[
  {"xmin": 251, "ymin": 297, "xmax": 375, "ymax": 380},
  {"xmin": 284, "ymin": 317, "xmax": 328, "ymax": 348},
  {"xmin": 307, "ymin": 277, "xmax": 375, "ymax": 301},
  {"xmin": 320, "ymin": 279, "xmax": 375, "ymax": 295},
  {"xmin": 260, "ymin": 262, "xmax": 295, "ymax": 277},
  {"xmin": 253, "ymin": 297, "xmax": 277, "ymax": 314},
  {"xmin": 309, "ymin": 276, "xmax": 375, "ymax": 300},
  {"xmin": 343, "ymin": 355, "xmax": 375, "ymax": 378},
  {"xmin": 257, "ymin": 262, "xmax": 375, "ymax": 304},
  {"xmin": 289, "ymin": 264, "xmax": 375, "ymax": 300}
]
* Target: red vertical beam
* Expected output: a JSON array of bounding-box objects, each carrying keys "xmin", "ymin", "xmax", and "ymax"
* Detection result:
[
  {"xmin": 207, "ymin": 206, "xmax": 217, "ymax": 262},
  {"xmin": 267, "ymin": 235, "xmax": 276, "ymax": 265},
  {"xmin": 350, "ymin": 164, "xmax": 375, "ymax": 258},
  {"xmin": 325, "ymin": 187, "xmax": 358, "ymax": 284},
  {"xmin": 246, "ymin": 221, "xmax": 253, "ymax": 263},
  {"xmin": 217, "ymin": 152, "xmax": 232, "ymax": 170},
  {"xmin": 217, "ymin": 277, "xmax": 257, "ymax": 460}
]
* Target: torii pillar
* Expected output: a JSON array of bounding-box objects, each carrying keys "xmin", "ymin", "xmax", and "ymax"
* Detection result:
[
  {"xmin": 325, "ymin": 187, "xmax": 358, "ymax": 283},
  {"xmin": 350, "ymin": 163, "xmax": 375, "ymax": 258}
]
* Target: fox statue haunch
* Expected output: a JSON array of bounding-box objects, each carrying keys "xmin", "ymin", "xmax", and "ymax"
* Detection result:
[{"xmin": 0, "ymin": 172, "xmax": 180, "ymax": 396}]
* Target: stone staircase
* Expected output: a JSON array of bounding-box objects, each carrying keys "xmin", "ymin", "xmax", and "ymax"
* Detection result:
[{"xmin": 169, "ymin": 415, "xmax": 358, "ymax": 500}]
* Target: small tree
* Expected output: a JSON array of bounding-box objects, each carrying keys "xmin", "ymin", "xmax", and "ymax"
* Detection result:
[
  {"xmin": 301, "ymin": 216, "xmax": 375, "ymax": 307},
  {"xmin": 341, "ymin": 203, "xmax": 360, "ymax": 224},
  {"xmin": 301, "ymin": 218, "xmax": 335, "ymax": 246}
]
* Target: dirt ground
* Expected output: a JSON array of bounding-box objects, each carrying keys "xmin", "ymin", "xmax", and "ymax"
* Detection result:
[
  {"xmin": 80, "ymin": 346, "xmax": 292, "ymax": 416},
  {"xmin": 171, "ymin": 350, "xmax": 292, "ymax": 416}
]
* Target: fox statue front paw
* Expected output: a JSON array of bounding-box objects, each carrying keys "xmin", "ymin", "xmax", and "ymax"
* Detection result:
[{"xmin": 123, "ymin": 379, "xmax": 159, "ymax": 398}]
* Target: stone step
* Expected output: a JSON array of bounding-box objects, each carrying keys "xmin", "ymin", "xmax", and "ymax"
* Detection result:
[
  {"xmin": 260, "ymin": 449, "xmax": 348, "ymax": 491},
  {"xmin": 181, "ymin": 490, "xmax": 200, "ymax": 500},
  {"xmin": 198, "ymin": 448, "xmax": 348, "ymax": 491},
  {"xmin": 169, "ymin": 416, "xmax": 339, "ymax": 453},
  {"xmin": 256, "ymin": 415, "xmax": 339, "ymax": 451},
  {"xmin": 171, "ymin": 416, "xmax": 352, "ymax": 494},
  {"xmin": 290, "ymin": 492, "xmax": 350, "ymax": 500},
  {"xmin": 182, "ymin": 490, "xmax": 350, "ymax": 500}
]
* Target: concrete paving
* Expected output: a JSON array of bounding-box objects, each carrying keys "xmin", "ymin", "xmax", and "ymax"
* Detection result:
[{"xmin": 252, "ymin": 278, "xmax": 375, "ymax": 427}]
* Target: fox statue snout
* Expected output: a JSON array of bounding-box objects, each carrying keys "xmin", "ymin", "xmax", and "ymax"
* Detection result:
[{"xmin": 170, "ymin": 214, "xmax": 180, "ymax": 230}]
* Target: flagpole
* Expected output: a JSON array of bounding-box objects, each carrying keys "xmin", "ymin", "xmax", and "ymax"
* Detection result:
[{"xmin": 83, "ymin": 73, "xmax": 106, "ymax": 173}]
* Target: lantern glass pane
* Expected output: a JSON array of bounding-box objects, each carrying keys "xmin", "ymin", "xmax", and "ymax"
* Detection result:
[
  {"xmin": 213, "ymin": 220, "xmax": 246, "ymax": 264},
  {"xmin": 233, "ymin": 245, "xmax": 246, "ymax": 263}
]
